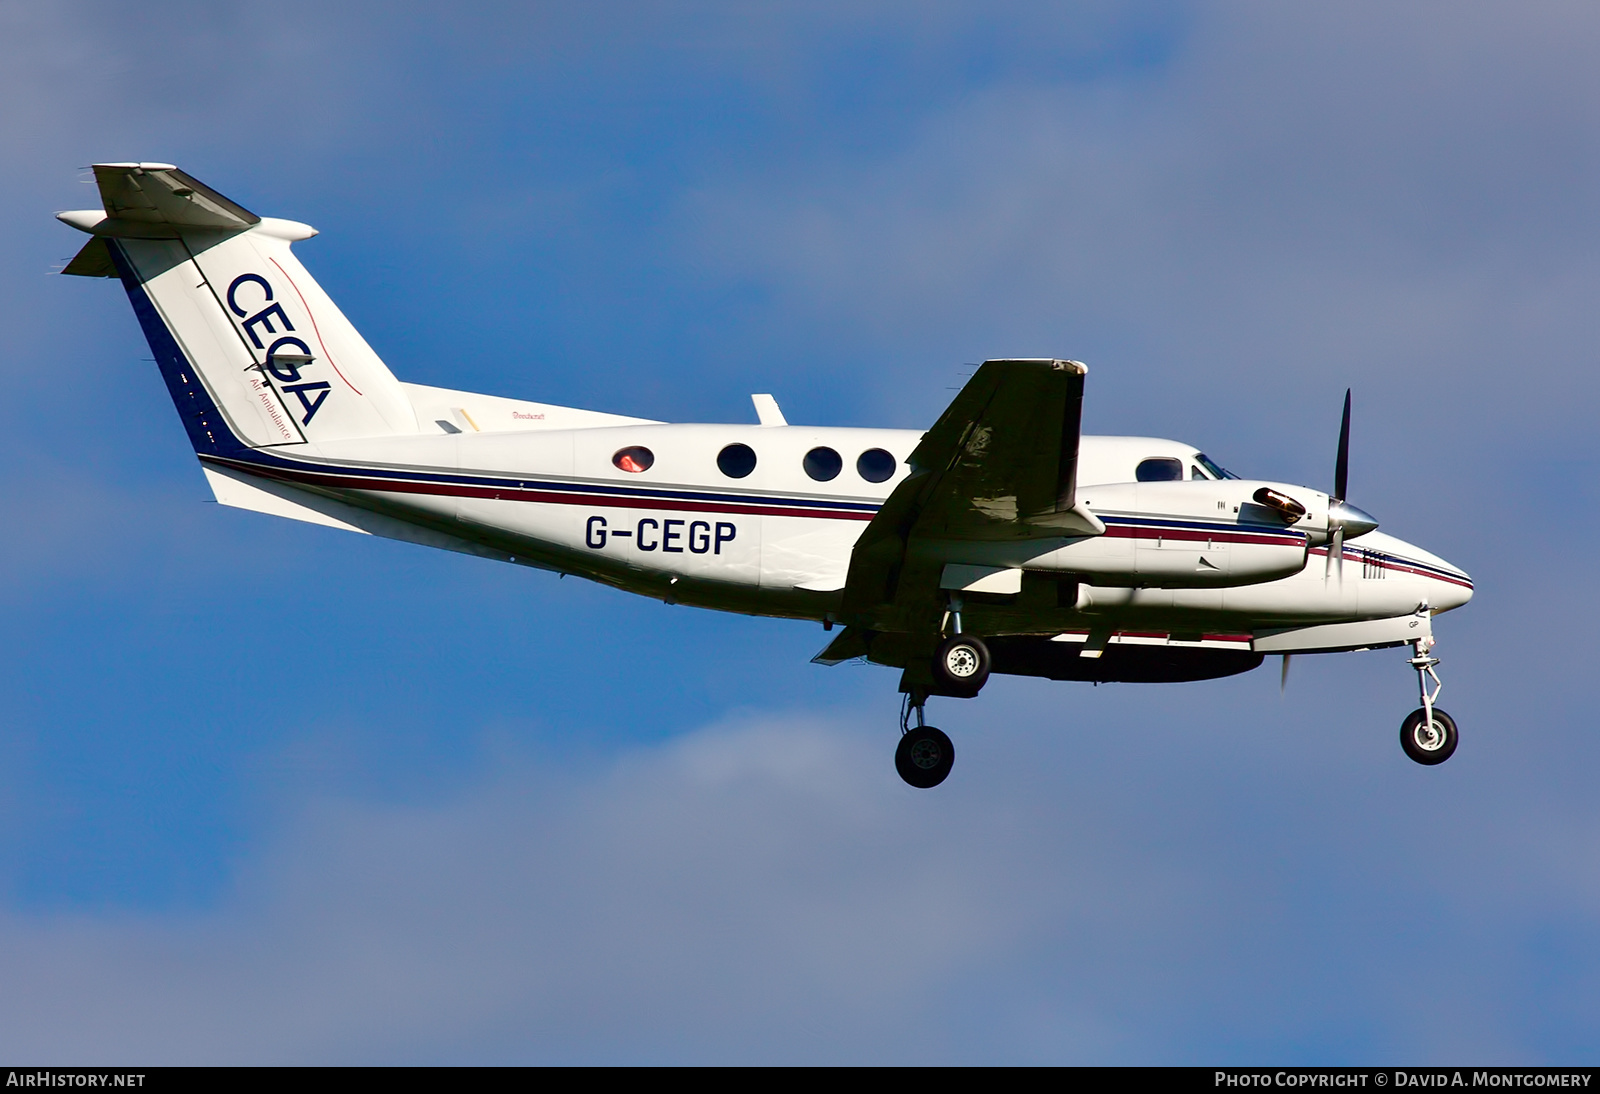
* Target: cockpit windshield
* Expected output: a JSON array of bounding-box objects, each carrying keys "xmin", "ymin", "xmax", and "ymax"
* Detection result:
[{"xmin": 1194, "ymin": 453, "xmax": 1239, "ymax": 480}]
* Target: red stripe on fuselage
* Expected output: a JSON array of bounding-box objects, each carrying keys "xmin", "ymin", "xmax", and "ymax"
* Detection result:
[
  {"xmin": 231, "ymin": 460, "xmax": 878, "ymax": 522},
  {"xmin": 1056, "ymin": 629, "xmax": 1254, "ymax": 643},
  {"xmin": 1101, "ymin": 523, "xmax": 1303, "ymax": 547},
  {"xmin": 1308, "ymin": 546, "xmax": 1472, "ymax": 589},
  {"xmin": 208, "ymin": 458, "xmax": 1468, "ymax": 591}
]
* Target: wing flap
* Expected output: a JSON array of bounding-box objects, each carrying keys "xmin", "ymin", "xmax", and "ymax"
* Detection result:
[{"xmin": 811, "ymin": 626, "xmax": 871, "ymax": 666}]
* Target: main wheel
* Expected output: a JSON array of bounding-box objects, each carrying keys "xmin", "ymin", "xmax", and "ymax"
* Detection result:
[
  {"xmin": 1400, "ymin": 707, "xmax": 1458, "ymax": 765},
  {"xmin": 896, "ymin": 726, "xmax": 955, "ymax": 788},
  {"xmin": 933, "ymin": 634, "xmax": 991, "ymax": 696}
]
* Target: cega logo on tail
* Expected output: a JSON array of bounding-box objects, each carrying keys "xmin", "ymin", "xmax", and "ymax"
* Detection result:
[
  {"xmin": 57, "ymin": 163, "xmax": 420, "ymax": 449},
  {"xmin": 227, "ymin": 272, "xmax": 330, "ymax": 425}
]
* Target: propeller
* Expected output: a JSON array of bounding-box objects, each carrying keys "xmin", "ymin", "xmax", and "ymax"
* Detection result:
[
  {"xmin": 1334, "ymin": 388, "xmax": 1350, "ymax": 506},
  {"xmin": 1325, "ymin": 389, "xmax": 1379, "ymax": 583}
]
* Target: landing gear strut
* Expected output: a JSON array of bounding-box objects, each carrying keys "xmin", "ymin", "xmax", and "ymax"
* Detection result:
[
  {"xmin": 893, "ymin": 600, "xmax": 991, "ymax": 788},
  {"xmin": 1400, "ymin": 634, "xmax": 1458, "ymax": 765},
  {"xmin": 896, "ymin": 690, "xmax": 954, "ymax": 789}
]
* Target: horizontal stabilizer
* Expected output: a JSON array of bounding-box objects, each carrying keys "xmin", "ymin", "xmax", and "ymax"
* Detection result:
[
  {"xmin": 92, "ymin": 162, "xmax": 258, "ymax": 230},
  {"xmin": 60, "ymin": 236, "xmax": 116, "ymax": 277},
  {"xmin": 58, "ymin": 163, "xmax": 259, "ymax": 237}
]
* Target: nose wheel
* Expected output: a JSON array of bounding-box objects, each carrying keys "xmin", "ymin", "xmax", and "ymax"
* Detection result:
[
  {"xmin": 1401, "ymin": 707, "xmax": 1457, "ymax": 765},
  {"xmin": 1401, "ymin": 634, "xmax": 1458, "ymax": 765}
]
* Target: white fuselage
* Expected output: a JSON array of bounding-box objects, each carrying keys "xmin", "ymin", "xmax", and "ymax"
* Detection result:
[{"xmin": 212, "ymin": 399, "xmax": 1472, "ymax": 638}]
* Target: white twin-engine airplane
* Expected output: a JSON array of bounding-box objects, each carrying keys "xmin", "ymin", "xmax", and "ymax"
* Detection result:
[{"xmin": 59, "ymin": 164, "xmax": 1473, "ymax": 788}]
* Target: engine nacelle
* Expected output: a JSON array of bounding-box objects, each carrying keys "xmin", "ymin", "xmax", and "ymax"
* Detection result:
[{"xmin": 1027, "ymin": 479, "xmax": 1312, "ymax": 588}]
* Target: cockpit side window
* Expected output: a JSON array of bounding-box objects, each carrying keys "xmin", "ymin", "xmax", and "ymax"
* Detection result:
[
  {"xmin": 1195, "ymin": 453, "xmax": 1239, "ymax": 480},
  {"xmin": 1191, "ymin": 464, "xmax": 1206, "ymax": 480},
  {"xmin": 1136, "ymin": 457, "xmax": 1184, "ymax": 482}
]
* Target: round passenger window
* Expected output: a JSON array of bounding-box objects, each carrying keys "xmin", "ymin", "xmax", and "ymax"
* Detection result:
[
  {"xmin": 717, "ymin": 443, "xmax": 757, "ymax": 479},
  {"xmin": 1135, "ymin": 457, "xmax": 1184, "ymax": 482},
  {"xmin": 856, "ymin": 448, "xmax": 896, "ymax": 483},
  {"xmin": 803, "ymin": 446, "xmax": 843, "ymax": 482},
  {"xmin": 613, "ymin": 446, "xmax": 654, "ymax": 473}
]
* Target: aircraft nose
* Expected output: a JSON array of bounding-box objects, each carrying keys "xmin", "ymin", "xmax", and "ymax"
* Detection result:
[
  {"xmin": 1431, "ymin": 567, "xmax": 1474, "ymax": 612},
  {"xmin": 1329, "ymin": 500, "xmax": 1379, "ymax": 540}
]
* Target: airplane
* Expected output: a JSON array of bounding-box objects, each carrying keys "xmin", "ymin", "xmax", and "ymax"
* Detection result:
[{"xmin": 56, "ymin": 163, "xmax": 1473, "ymax": 788}]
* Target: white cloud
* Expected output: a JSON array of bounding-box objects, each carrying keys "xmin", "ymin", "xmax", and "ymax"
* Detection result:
[
  {"xmin": 0, "ymin": 717, "xmax": 1039, "ymax": 1062},
  {"xmin": 0, "ymin": 699, "xmax": 1595, "ymax": 1063}
]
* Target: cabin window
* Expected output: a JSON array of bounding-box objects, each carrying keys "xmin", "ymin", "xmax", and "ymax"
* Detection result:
[
  {"xmin": 803, "ymin": 446, "xmax": 843, "ymax": 482},
  {"xmin": 1136, "ymin": 457, "xmax": 1184, "ymax": 482},
  {"xmin": 857, "ymin": 448, "xmax": 896, "ymax": 483},
  {"xmin": 717, "ymin": 443, "xmax": 758, "ymax": 479},
  {"xmin": 613, "ymin": 446, "xmax": 654, "ymax": 473}
]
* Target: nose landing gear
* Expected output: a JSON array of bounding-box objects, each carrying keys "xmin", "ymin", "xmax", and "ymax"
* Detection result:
[{"xmin": 1401, "ymin": 634, "xmax": 1458, "ymax": 765}]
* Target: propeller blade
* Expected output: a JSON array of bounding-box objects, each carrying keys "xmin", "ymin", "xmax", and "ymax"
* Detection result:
[
  {"xmin": 1328, "ymin": 526, "xmax": 1344, "ymax": 584},
  {"xmin": 1280, "ymin": 653, "xmax": 1292, "ymax": 694},
  {"xmin": 1334, "ymin": 388, "xmax": 1351, "ymax": 502}
]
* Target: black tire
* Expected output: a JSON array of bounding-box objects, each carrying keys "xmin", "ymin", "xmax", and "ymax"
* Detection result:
[
  {"xmin": 933, "ymin": 634, "xmax": 991, "ymax": 696},
  {"xmin": 896, "ymin": 726, "xmax": 955, "ymax": 788},
  {"xmin": 1400, "ymin": 707, "xmax": 1458, "ymax": 765}
]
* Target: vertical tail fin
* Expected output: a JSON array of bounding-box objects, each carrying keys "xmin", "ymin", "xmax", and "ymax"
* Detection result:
[{"xmin": 59, "ymin": 164, "xmax": 418, "ymax": 453}]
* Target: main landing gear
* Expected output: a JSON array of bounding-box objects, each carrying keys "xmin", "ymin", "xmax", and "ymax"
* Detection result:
[
  {"xmin": 1400, "ymin": 634, "xmax": 1458, "ymax": 765},
  {"xmin": 933, "ymin": 632, "xmax": 991, "ymax": 696},
  {"xmin": 896, "ymin": 693, "xmax": 955, "ymax": 789},
  {"xmin": 895, "ymin": 598, "xmax": 991, "ymax": 788}
]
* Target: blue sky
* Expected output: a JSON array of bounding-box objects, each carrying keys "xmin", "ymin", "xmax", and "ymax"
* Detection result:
[{"xmin": 1, "ymin": 0, "xmax": 1598, "ymax": 1063}]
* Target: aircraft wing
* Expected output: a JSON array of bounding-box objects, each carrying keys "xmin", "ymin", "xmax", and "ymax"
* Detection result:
[{"xmin": 841, "ymin": 358, "xmax": 1102, "ymax": 631}]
